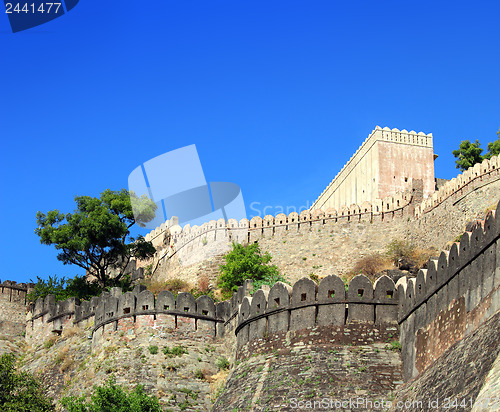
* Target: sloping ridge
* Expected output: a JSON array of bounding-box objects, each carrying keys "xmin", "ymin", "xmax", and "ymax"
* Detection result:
[{"xmin": 392, "ymin": 310, "xmax": 500, "ymax": 411}]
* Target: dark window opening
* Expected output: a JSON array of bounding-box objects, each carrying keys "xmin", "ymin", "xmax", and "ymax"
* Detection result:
[
  {"xmin": 301, "ymin": 293, "xmax": 307, "ymax": 302},
  {"xmin": 387, "ymin": 291, "xmax": 393, "ymax": 299},
  {"xmin": 142, "ymin": 305, "xmax": 148, "ymax": 311},
  {"xmin": 357, "ymin": 289, "xmax": 364, "ymax": 297},
  {"xmin": 164, "ymin": 305, "xmax": 169, "ymax": 310},
  {"xmin": 202, "ymin": 310, "xmax": 208, "ymax": 316},
  {"xmin": 329, "ymin": 290, "xmax": 335, "ymax": 299},
  {"xmin": 274, "ymin": 298, "xmax": 280, "ymax": 306},
  {"xmin": 184, "ymin": 307, "xmax": 189, "ymax": 312},
  {"xmin": 124, "ymin": 307, "xmax": 131, "ymax": 314}
]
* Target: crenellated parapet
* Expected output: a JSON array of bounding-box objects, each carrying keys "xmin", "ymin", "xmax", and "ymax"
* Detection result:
[
  {"xmin": 234, "ymin": 274, "xmax": 399, "ymax": 356},
  {"xmin": 140, "ymin": 188, "xmax": 416, "ymax": 269},
  {"xmin": 0, "ymin": 280, "xmax": 33, "ymax": 305},
  {"xmin": 26, "ymin": 285, "xmax": 242, "ymax": 348},
  {"xmin": 397, "ymin": 199, "xmax": 500, "ymax": 380},
  {"xmin": 415, "ymin": 155, "xmax": 499, "ymax": 218}
]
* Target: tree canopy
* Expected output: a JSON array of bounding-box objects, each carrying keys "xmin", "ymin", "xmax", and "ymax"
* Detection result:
[
  {"xmin": 218, "ymin": 242, "xmax": 285, "ymax": 298},
  {"xmin": 452, "ymin": 129, "xmax": 500, "ymax": 171},
  {"xmin": 452, "ymin": 139, "xmax": 484, "ymax": 171},
  {"xmin": 60, "ymin": 376, "xmax": 161, "ymax": 412},
  {"xmin": 0, "ymin": 353, "xmax": 55, "ymax": 411},
  {"xmin": 35, "ymin": 189, "xmax": 157, "ymax": 287}
]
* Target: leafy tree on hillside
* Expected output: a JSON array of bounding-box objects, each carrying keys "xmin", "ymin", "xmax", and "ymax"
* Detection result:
[
  {"xmin": 484, "ymin": 129, "xmax": 500, "ymax": 159},
  {"xmin": 35, "ymin": 189, "xmax": 157, "ymax": 288},
  {"xmin": 218, "ymin": 242, "xmax": 284, "ymax": 297},
  {"xmin": 452, "ymin": 140, "xmax": 484, "ymax": 171},
  {"xmin": 0, "ymin": 353, "xmax": 55, "ymax": 411},
  {"xmin": 452, "ymin": 129, "xmax": 500, "ymax": 170}
]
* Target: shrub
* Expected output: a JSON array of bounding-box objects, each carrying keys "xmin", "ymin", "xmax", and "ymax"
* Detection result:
[
  {"xmin": 163, "ymin": 345, "xmax": 188, "ymax": 358},
  {"xmin": 386, "ymin": 239, "xmax": 437, "ymax": 273},
  {"xmin": 163, "ymin": 278, "xmax": 191, "ymax": 295},
  {"xmin": 308, "ymin": 273, "xmax": 319, "ymax": 283},
  {"xmin": 148, "ymin": 345, "xmax": 158, "ymax": 355},
  {"xmin": 194, "ymin": 368, "xmax": 206, "ymax": 379},
  {"xmin": 60, "ymin": 376, "xmax": 161, "ymax": 412},
  {"xmin": 215, "ymin": 357, "xmax": 230, "ymax": 371},
  {"xmin": 250, "ymin": 272, "xmax": 289, "ymax": 295},
  {"xmin": 385, "ymin": 240, "xmax": 415, "ymax": 265},
  {"xmin": 218, "ymin": 242, "xmax": 280, "ymax": 297},
  {"xmin": 0, "ymin": 353, "xmax": 55, "ymax": 411},
  {"xmin": 386, "ymin": 340, "xmax": 402, "ymax": 352}
]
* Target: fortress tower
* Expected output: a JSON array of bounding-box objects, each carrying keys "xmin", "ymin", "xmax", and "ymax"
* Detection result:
[{"xmin": 312, "ymin": 126, "xmax": 436, "ymax": 211}]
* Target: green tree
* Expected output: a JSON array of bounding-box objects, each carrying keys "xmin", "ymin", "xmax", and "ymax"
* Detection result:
[
  {"xmin": 484, "ymin": 129, "xmax": 500, "ymax": 159},
  {"xmin": 26, "ymin": 274, "xmax": 107, "ymax": 303},
  {"xmin": 35, "ymin": 189, "xmax": 157, "ymax": 288},
  {"xmin": 60, "ymin": 376, "xmax": 161, "ymax": 412},
  {"xmin": 218, "ymin": 242, "xmax": 281, "ymax": 296},
  {"xmin": 0, "ymin": 353, "xmax": 55, "ymax": 411},
  {"xmin": 452, "ymin": 140, "xmax": 484, "ymax": 171}
]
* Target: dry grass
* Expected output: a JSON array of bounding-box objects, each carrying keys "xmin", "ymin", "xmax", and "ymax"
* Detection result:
[
  {"xmin": 386, "ymin": 239, "xmax": 438, "ymax": 273},
  {"xmin": 43, "ymin": 335, "xmax": 58, "ymax": 349},
  {"xmin": 412, "ymin": 247, "xmax": 438, "ymax": 270},
  {"xmin": 143, "ymin": 277, "xmax": 193, "ymax": 295},
  {"xmin": 209, "ymin": 369, "xmax": 229, "ymax": 402},
  {"xmin": 62, "ymin": 326, "xmax": 81, "ymax": 339},
  {"xmin": 59, "ymin": 355, "xmax": 74, "ymax": 373},
  {"xmin": 197, "ymin": 273, "xmax": 210, "ymax": 293},
  {"xmin": 353, "ymin": 253, "xmax": 393, "ymax": 281},
  {"xmin": 55, "ymin": 345, "xmax": 69, "ymax": 365}
]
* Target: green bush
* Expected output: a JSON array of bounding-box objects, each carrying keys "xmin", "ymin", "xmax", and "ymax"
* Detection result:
[
  {"xmin": 0, "ymin": 353, "xmax": 55, "ymax": 411},
  {"xmin": 218, "ymin": 242, "xmax": 281, "ymax": 297},
  {"xmin": 148, "ymin": 345, "xmax": 158, "ymax": 355},
  {"xmin": 385, "ymin": 240, "xmax": 415, "ymax": 265},
  {"xmin": 250, "ymin": 272, "xmax": 289, "ymax": 294},
  {"xmin": 162, "ymin": 345, "xmax": 188, "ymax": 358},
  {"xmin": 60, "ymin": 376, "xmax": 161, "ymax": 412},
  {"xmin": 215, "ymin": 357, "xmax": 230, "ymax": 370}
]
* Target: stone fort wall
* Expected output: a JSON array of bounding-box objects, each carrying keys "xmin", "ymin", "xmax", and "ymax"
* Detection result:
[
  {"xmin": 0, "ymin": 187, "xmax": 498, "ymax": 410},
  {"xmin": 397, "ymin": 200, "xmax": 500, "ymax": 380},
  {"xmin": 139, "ymin": 155, "xmax": 499, "ymax": 286}
]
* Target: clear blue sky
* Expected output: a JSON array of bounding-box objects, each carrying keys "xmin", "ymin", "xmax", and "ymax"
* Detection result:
[{"xmin": 1, "ymin": 1, "xmax": 499, "ymax": 284}]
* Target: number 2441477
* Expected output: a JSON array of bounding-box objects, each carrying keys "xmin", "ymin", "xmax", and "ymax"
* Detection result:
[{"xmin": 5, "ymin": 3, "xmax": 62, "ymax": 14}]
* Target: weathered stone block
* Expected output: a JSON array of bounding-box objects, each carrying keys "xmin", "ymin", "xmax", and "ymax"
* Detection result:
[
  {"xmin": 267, "ymin": 282, "xmax": 291, "ymax": 334},
  {"xmin": 196, "ymin": 295, "xmax": 216, "ymax": 337},
  {"xmin": 317, "ymin": 275, "xmax": 345, "ymax": 326},
  {"xmin": 290, "ymin": 277, "xmax": 317, "ymax": 330},
  {"xmin": 374, "ymin": 275, "xmax": 397, "ymax": 323},
  {"xmin": 249, "ymin": 289, "xmax": 268, "ymax": 342},
  {"xmin": 176, "ymin": 292, "xmax": 196, "ymax": 333},
  {"xmin": 118, "ymin": 292, "xmax": 136, "ymax": 316},
  {"xmin": 348, "ymin": 274, "xmax": 374, "ymax": 323}
]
